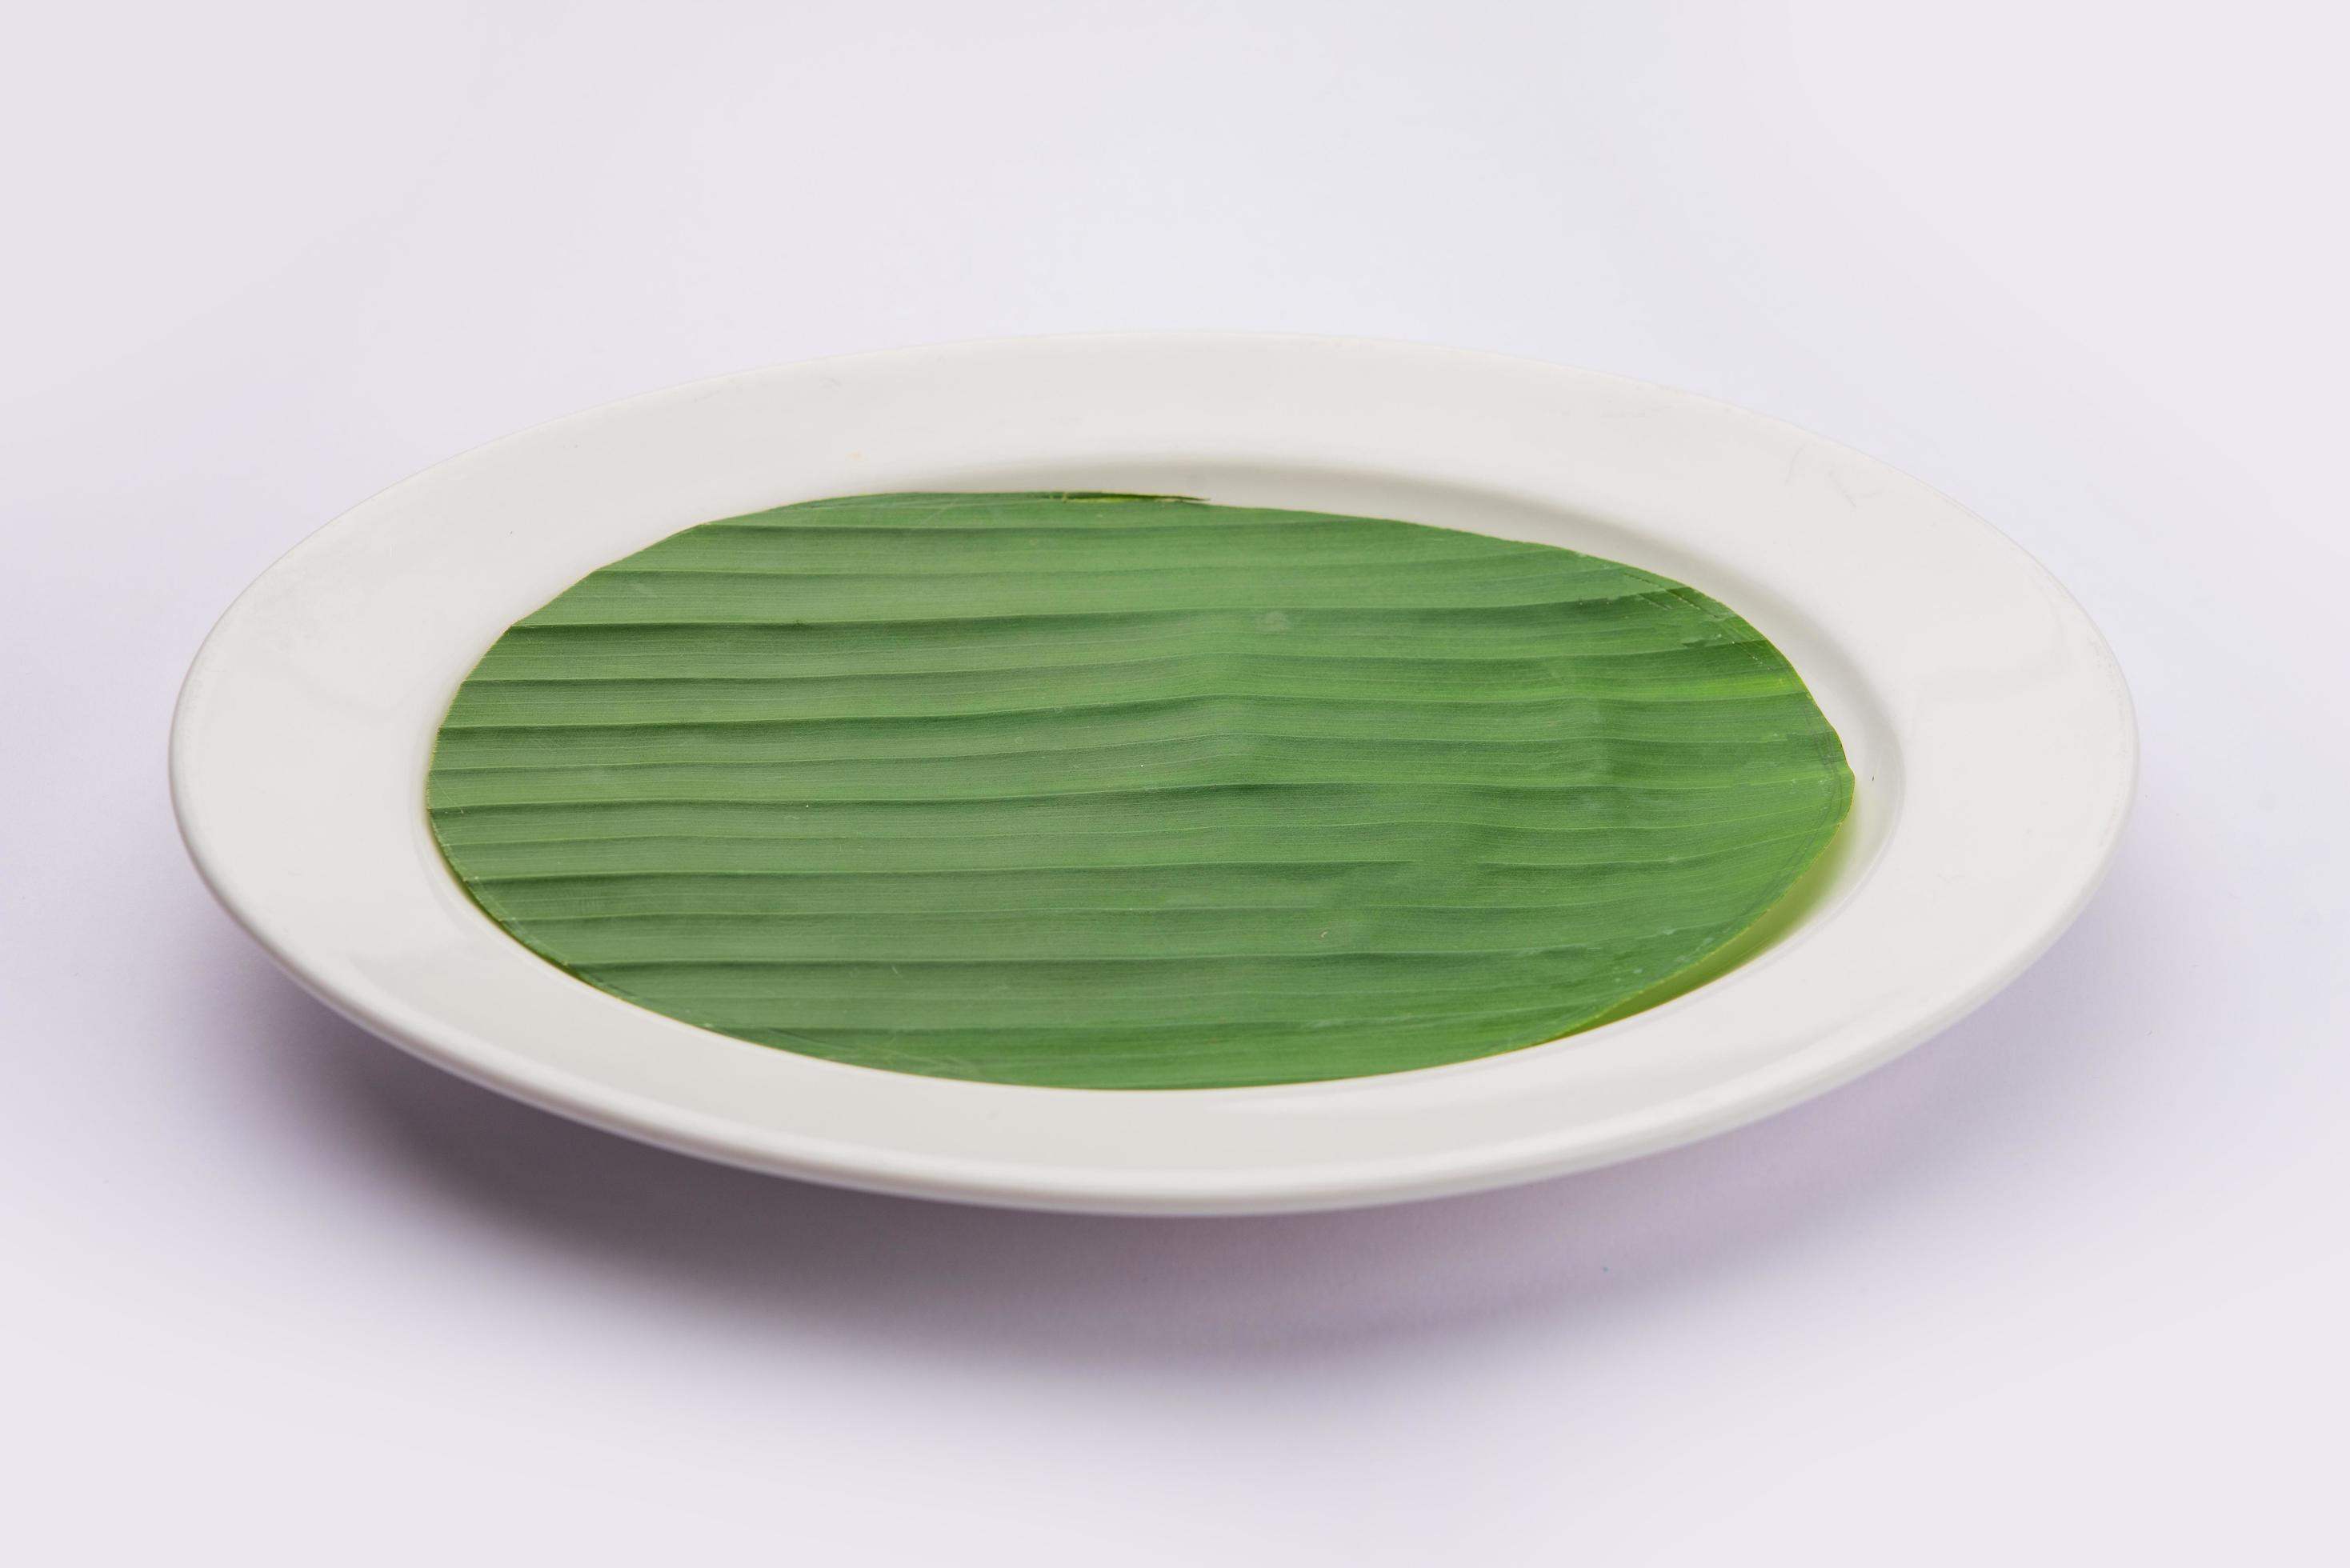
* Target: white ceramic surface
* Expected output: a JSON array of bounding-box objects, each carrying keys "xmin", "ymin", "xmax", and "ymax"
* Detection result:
[{"xmin": 170, "ymin": 335, "xmax": 2136, "ymax": 1214}]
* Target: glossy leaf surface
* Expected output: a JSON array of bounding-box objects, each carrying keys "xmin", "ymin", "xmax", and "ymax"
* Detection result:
[{"xmin": 428, "ymin": 494, "xmax": 1852, "ymax": 1088}]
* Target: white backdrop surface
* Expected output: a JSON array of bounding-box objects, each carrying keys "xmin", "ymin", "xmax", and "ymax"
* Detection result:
[{"xmin": 6, "ymin": 3, "xmax": 2344, "ymax": 1562}]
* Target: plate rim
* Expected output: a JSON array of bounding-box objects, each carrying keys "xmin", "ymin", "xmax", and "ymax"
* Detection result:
[{"xmin": 171, "ymin": 332, "xmax": 2137, "ymax": 1213}]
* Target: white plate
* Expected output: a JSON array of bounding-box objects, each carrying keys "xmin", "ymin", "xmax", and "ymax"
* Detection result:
[{"xmin": 171, "ymin": 335, "xmax": 2136, "ymax": 1214}]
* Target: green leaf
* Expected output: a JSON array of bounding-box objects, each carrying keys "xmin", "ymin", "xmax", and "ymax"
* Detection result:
[{"xmin": 428, "ymin": 493, "xmax": 1852, "ymax": 1089}]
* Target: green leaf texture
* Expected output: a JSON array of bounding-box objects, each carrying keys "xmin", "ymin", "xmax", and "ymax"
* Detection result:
[{"xmin": 427, "ymin": 493, "xmax": 1852, "ymax": 1089}]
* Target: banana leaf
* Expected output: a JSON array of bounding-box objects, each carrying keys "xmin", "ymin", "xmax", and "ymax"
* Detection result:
[{"xmin": 428, "ymin": 492, "xmax": 1852, "ymax": 1089}]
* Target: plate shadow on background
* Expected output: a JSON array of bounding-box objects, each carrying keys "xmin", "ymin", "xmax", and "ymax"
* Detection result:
[{"xmin": 222, "ymin": 850, "xmax": 2153, "ymax": 1370}]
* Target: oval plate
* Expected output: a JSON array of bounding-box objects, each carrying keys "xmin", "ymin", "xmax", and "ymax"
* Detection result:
[{"xmin": 172, "ymin": 336, "xmax": 2136, "ymax": 1214}]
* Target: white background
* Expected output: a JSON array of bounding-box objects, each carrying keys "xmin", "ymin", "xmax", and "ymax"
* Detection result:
[{"xmin": 8, "ymin": 2, "xmax": 2345, "ymax": 1562}]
